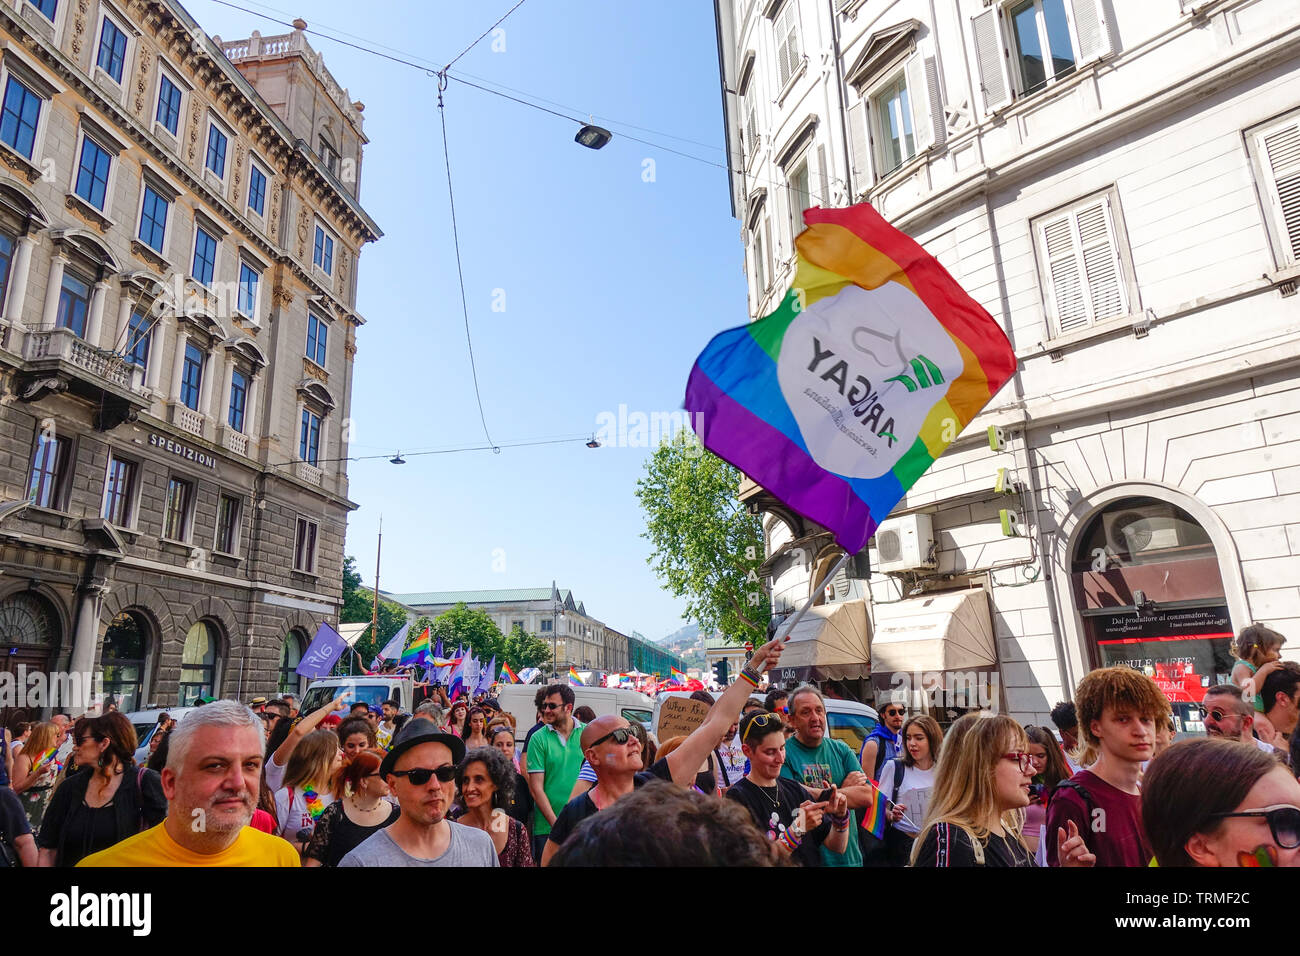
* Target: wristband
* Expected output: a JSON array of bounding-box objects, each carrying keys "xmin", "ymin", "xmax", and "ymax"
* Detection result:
[
  {"xmin": 830, "ymin": 813, "xmax": 849, "ymax": 830},
  {"xmin": 739, "ymin": 667, "xmax": 761, "ymax": 688},
  {"xmin": 779, "ymin": 827, "xmax": 803, "ymax": 852}
]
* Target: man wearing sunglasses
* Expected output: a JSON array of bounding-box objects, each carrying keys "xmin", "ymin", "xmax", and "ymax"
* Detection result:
[
  {"xmin": 538, "ymin": 637, "xmax": 788, "ymax": 865},
  {"xmin": 1200, "ymin": 685, "xmax": 1275, "ymax": 752},
  {"xmin": 340, "ymin": 719, "xmax": 498, "ymax": 867},
  {"xmin": 526, "ymin": 684, "xmax": 587, "ymax": 864}
]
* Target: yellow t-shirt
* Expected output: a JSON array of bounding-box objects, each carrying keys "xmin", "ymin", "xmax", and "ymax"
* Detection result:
[{"xmin": 77, "ymin": 822, "xmax": 300, "ymax": 867}]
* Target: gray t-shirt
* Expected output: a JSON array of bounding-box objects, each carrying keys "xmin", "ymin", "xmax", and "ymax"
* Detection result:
[{"xmin": 339, "ymin": 822, "xmax": 499, "ymax": 867}]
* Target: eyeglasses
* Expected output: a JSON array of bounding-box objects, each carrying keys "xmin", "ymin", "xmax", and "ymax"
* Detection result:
[
  {"xmin": 742, "ymin": 712, "xmax": 783, "ymax": 742},
  {"xmin": 1197, "ymin": 704, "xmax": 1240, "ymax": 722},
  {"xmin": 1209, "ymin": 805, "xmax": 1300, "ymax": 849},
  {"xmin": 76, "ymin": 735, "xmax": 101, "ymax": 746},
  {"xmin": 587, "ymin": 727, "xmax": 636, "ymax": 749},
  {"xmin": 884, "ymin": 708, "xmax": 906, "ymax": 718},
  {"xmin": 390, "ymin": 765, "xmax": 457, "ymax": 786},
  {"xmin": 1002, "ymin": 752, "xmax": 1035, "ymax": 774},
  {"xmin": 540, "ymin": 702, "xmax": 564, "ymax": 711}
]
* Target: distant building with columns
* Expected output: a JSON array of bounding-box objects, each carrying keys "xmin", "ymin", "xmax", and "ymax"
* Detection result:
[{"xmin": 0, "ymin": 4, "xmax": 379, "ymax": 720}]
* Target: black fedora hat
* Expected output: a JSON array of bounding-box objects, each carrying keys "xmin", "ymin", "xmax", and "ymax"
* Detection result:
[{"xmin": 380, "ymin": 719, "xmax": 466, "ymax": 777}]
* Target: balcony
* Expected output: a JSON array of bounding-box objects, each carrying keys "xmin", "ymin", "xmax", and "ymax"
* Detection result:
[
  {"xmin": 167, "ymin": 403, "xmax": 206, "ymax": 439},
  {"xmin": 217, "ymin": 425, "xmax": 249, "ymax": 457},
  {"xmin": 294, "ymin": 460, "xmax": 323, "ymax": 486},
  {"xmin": 17, "ymin": 325, "xmax": 148, "ymax": 430}
]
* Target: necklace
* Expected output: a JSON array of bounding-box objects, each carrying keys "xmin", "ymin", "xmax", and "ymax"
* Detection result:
[
  {"xmin": 351, "ymin": 794, "xmax": 384, "ymax": 813},
  {"xmin": 749, "ymin": 778, "xmax": 781, "ymax": 809}
]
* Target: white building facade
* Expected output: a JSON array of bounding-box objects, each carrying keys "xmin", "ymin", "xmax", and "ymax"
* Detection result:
[{"xmin": 715, "ymin": 0, "xmax": 1300, "ymax": 725}]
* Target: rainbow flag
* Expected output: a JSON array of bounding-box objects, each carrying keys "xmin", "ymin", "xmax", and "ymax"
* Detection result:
[
  {"xmin": 670, "ymin": 666, "xmax": 688, "ymax": 683},
  {"xmin": 30, "ymin": 746, "xmax": 57, "ymax": 771},
  {"xmin": 568, "ymin": 667, "xmax": 585, "ymax": 686},
  {"xmin": 501, "ymin": 662, "xmax": 520, "ymax": 684},
  {"xmin": 860, "ymin": 776, "xmax": 888, "ymax": 839},
  {"xmin": 684, "ymin": 203, "xmax": 1016, "ymax": 555},
  {"xmin": 399, "ymin": 627, "xmax": 430, "ymax": 667}
]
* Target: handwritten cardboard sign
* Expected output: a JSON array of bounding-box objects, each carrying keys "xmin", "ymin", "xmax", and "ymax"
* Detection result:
[{"xmin": 656, "ymin": 696, "xmax": 711, "ymax": 741}]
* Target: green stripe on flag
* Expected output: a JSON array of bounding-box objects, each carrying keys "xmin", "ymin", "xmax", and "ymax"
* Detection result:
[
  {"xmin": 892, "ymin": 438, "xmax": 935, "ymax": 493},
  {"xmin": 746, "ymin": 289, "xmax": 803, "ymax": 363}
]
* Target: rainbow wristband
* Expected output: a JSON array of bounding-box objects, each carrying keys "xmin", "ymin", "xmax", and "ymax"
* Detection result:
[
  {"xmin": 739, "ymin": 668, "xmax": 760, "ymax": 688},
  {"xmin": 779, "ymin": 828, "xmax": 803, "ymax": 852}
]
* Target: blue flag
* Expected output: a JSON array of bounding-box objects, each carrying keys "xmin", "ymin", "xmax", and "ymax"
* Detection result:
[
  {"xmin": 297, "ymin": 622, "xmax": 349, "ymax": 679},
  {"xmin": 434, "ymin": 637, "xmax": 444, "ymax": 660}
]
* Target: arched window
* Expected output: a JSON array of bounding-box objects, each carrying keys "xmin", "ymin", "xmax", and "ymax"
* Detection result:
[
  {"xmin": 0, "ymin": 591, "xmax": 60, "ymax": 726},
  {"xmin": 179, "ymin": 621, "xmax": 219, "ymax": 706},
  {"xmin": 278, "ymin": 632, "xmax": 305, "ymax": 695},
  {"xmin": 102, "ymin": 612, "xmax": 148, "ymax": 713},
  {"xmin": 1072, "ymin": 495, "xmax": 1232, "ymax": 728}
]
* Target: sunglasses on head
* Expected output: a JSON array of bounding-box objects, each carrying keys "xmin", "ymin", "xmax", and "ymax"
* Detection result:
[
  {"xmin": 742, "ymin": 712, "xmax": 783, "ymax": 742},
  {"xmin": 587, "ymin": 727, "xmax": 637, "ymax": 749},
  {"xmin": 390, "ymin": 765, "xmax": 457, "ymax": 786},
  {"xmin": 1210, "ymin": 805, "xmax": 1300, "ymax": 849}
]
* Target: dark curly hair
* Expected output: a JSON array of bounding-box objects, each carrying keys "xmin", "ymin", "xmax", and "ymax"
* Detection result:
[
  {"xmin": 455, "ymin": 746, "xmax": 515, "ymax": 810},
  {"xmin": 551, "ymin": 781, "xmax": 780, "ymax": 867}
]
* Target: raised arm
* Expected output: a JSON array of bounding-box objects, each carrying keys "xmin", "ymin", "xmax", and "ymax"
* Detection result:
[
  {"xmin": 273, "ymin": 695, "xmax": 349, "ymax": 766},
  {"xmin": 663, "ymin": 639, "xmax": 784, "ymax": 787}
]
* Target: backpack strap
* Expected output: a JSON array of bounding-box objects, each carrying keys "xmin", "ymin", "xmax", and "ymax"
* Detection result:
[
  {"xmin": 1051, "ymin": 778, "xmax": 1096, "ymax": 815},
  {"xmin": 889, "ymin": 757, "xmax": 906, "ymax": 806}
]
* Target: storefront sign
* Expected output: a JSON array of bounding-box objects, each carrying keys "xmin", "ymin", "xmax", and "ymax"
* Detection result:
[
  {"xmin": 1090, "ymin": 605, "xmax": 1232, "ymax": 642},
  {"xmin": 1092, "ymin": 604, "xmax": 1235, "ymax": 704},
  {"xmin": 148, "ymin": 433, "xmax": 217, "ymax": 469}
]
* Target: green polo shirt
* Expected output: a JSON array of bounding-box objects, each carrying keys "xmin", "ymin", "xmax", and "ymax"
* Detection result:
[
  {"xmin": 526, "ymin": 720, "xmax": 587, "ymax": 836},
  {"xmin": 781, "ymin": 734, "xmax": 864, "ymax": 867}
]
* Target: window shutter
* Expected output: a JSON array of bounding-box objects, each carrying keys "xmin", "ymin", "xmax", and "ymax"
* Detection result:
[
  {"xmin": 847, "ymin": 99, "xmax": 870, "ymax": 195},
  {"xmin": 925, "ymin": 56, "xmax": 946, "ymax": 146},
  {"xmin": 1042, "ymin": 213, "xmax": 1088, "ymax": 334},
  {"xmin": 744, "ymin": 97, "xmax": 759, "ymax": 157},
  {"xmin": 971, "ymin": 8, "xmax": 1012, "ymax": 113},
  {"xmin": 1070, "ymin": 0, "xmax": 1113, "ymax": 63},
  {"xmin": 775, "ymin": 5, "xmax": 794, "ymax": 88},
  {"xmin": 906, "ymin": 53, "xmax": 934, "ymax": 153},
  {"xmin": 1077, "ymin": 197, "xmax": 1127, "ymax": 320},
  {"xmin": 1262, "ymin": 122, "xmax": 1300, "ymax": 263}
]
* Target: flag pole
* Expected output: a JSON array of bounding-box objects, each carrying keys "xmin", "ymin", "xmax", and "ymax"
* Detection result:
[
  {"xmin": 773, "ymin": 549, "xmax": 857, "ymax": 644},
  {"xmin": 369, "ymin": 515, "xmax": 383, "ymax": 676}
]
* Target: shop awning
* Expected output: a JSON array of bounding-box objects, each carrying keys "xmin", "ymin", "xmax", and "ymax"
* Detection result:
[
  {"xmin": 774, "ymin": 599, "xmax": 871, "ymax": 683},
  {"xmin": 868, "ymin": 588, "xmax": 996, "ymax": 674}
]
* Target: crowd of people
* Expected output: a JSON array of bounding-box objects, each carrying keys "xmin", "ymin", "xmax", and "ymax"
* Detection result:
[{"xmin": 1, "ymin": 623, "xmax": 1298, "ymax": 866}]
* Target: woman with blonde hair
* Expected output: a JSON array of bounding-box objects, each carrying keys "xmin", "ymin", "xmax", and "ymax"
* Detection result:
[
  {"xmin": 912, "ymin": 714, "xmax": 1094, "ymax": 868},
  {"xmin": 10, "ymin": 721, "xmax": 60, "ymax": 830},
  {"xmin": 273, "ymin": 728, "xmax": 342, "ymax": 854}
]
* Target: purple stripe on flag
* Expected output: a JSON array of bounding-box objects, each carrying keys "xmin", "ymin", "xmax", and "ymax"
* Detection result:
[{"xmin": 686, "ymin": 367, "xmax": 877, "ymax": 553}]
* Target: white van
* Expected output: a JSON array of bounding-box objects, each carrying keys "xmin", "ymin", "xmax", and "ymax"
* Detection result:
[
  {"xmin": 300, "ymin": 675, "xmax": 424, "ymax": 716},
  {"xmin": 495, "ymin": 684, "xmax": 654, "ymax": 742},
  {"xmin": 652, "ymin": 691, "xmax": 879, "ymax": 752}
]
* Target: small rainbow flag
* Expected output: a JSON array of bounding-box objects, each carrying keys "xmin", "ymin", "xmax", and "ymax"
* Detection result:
[
  {"xmin": 684, "ymin": 203, "xmax": 1016, "ymax": 555},
  {"xmin": 30, "ymin": 746, "xmax": 57, "ymax": 771},
  {"xmin": 501, "ymin": 662, "xmax": 520, "ymax": 684},
  {"xmin": 568, "ymin": 667, "xmax": 585, "ymax": 686},
  {"xmin": 670, "ymin": 666, "xmax": 688, "ymax": 683},
  {"xmin": 399, "ymin": 627, "xmax": 431, "ymax": 667},
  {"xmin": 860, "ymin": 777, "xmax": 888, "ymax": 839}
]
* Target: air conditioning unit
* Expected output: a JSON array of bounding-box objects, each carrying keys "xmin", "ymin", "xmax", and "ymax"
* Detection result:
[
  {"xmin": 1103, "ymin": 507, "xmax": 1179, "ymax": 558},
  {"xmin": 874, "ymin": 514, "xmax": 936, "ymax": 573}
]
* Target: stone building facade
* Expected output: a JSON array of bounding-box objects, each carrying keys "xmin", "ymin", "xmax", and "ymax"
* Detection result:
[
  {"xmin": 0, "ymin": 3, "xmax": 379, "ymax": 718},
  {"xmin": 716, "ymin": 0, "xmax": 1300, "ymax": 725}
]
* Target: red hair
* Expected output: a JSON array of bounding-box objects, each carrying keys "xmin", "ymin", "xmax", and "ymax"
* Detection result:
[{"xmin": 334, "ymin": 748, "xmax": 384, "ymax": 799}]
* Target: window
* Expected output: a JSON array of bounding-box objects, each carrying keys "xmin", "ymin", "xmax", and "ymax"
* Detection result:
[
  {"xmin": 752, "ymin": 223, "xmax": 767, "ymax": 294},
  {"xmin": 56, "ymin": 273, "xmax": 91, "ymax": 337},
  {"xmin": 156, "ymin": 73, "xmax": 182, "ymax": 136},
  {"xmin": 1009, "ymin": 0, "xmax": 1075, "ymax": 95},
  {"xmin": 163, "ymin": 476, "xmax": 192, "ymax": 540},
  {"xmin": 512, "ymin": 620, "xmax": 524, "ymax": 632},
  {"xmin": 237, "ymin": 261, "xmax": 259, "ymax": 316},
  {"xmin": 125, "ymin": 309, "xmax": 151, "ymax": 369},
  {"xmin": 306, "ymin": 314, "xmax": 328, "ymax": 366},
  {"xmin": 1249, "ymin": 115, "xmax": 1300, "ymax": 267},
  {"xmin": 102, "ymin": 613, "xmax": 147, "ymax": 714},
  {"xmin": 228, "ymin": 368, "xmax": 247, "ymax": 432},
  {"xmin": 180, "ymin": 342, "xmax": 203, "ymax": 411},
  {"xmin": 299, "ymin": 408, "xmax": 321, "ymax": 464},
  {"xmin": 319, "ymin": 136, "xmax": 339, "ymax": 177},
  {"xmin": 102, "ymin": 454, "xmax": 136, "ymax": 526},
  {"xmin": 971, "ymin": 0, "xmax": 1111, "ymax": 112},
  {"xmin": 788, "ymin": 160, "xmax": 812, "ymax": 238},
  {"xmin": 773, "ymin": 1, "xmax": 802, "ymax": 90},
  {"xmin": 540, "ymin": 619, "xmax": 552, "ymax": 633},
  {"xmin": 278, "ymin": 635, "xmax": 304, "ymax": 694},
  {"xmin": 872, "ymin": 74, "xmax": 915, "ymax": 173},
  {"xmin": 0, "ymin": 76, "xmax": 42, "ymax": 159},
  {"xmin": 96, "ymin": 16, "xmax": 128, "ymax": 83},
  {"xmin": 205, "ymin": 121, "xmax": 228, "ymax": 180},
  {"xmin": 74, "ymin": 134, "xmax": 112, "ymax": 210},
  {"xmin": 30, "ymin": 0, "xmax": 57, "ymax": 21},
  {"xmin": 313, "ymin": 224, "xmax": 334, "ymax": 275},
  {"xmin": 0, "ymin": 233, "xmax": 12, "ymax": 310},
  {"xmin": 247, "ymin": 162, "xmax": 267, "ymax": 217},
  {"xmin": 293, "ymin": 517, "xmax": 318, "ymax": 573},
  {"xmin": 138, "ymin": 183, "xmax": 169, "ymax": 253},
  {"xmin": 27, "ymin": 430, "xmax": 68, "ymax": 508},
  {"xmin": 215, "ymin": 493, "xmax": 241, "ymax": 554},
  {"xmin": 1034, "ymin": 192, "xmax": 1130, "ymax": 337},
  {"xmin": 192, "ymin": 225, "xmax": 217, "ymax": 286},
  {"xmin": 179, "ymin": 621, "xmax": 217, "ymax": 705}
]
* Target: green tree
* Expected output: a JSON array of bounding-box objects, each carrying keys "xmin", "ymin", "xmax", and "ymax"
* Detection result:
[
  {"xmin": 340, "ymin": 556, "xmax": 411, "ymax": 667},
  {"xmin": 635, "ymin": 430, "xmax": 770, "ymax": 643},
  {"xmin": 504, "ymin": 623, "xmax": 553, "ymax": 673},
  {"xmin": 429, "ymin": 603, "xmax": 505, "ymax": 664}
]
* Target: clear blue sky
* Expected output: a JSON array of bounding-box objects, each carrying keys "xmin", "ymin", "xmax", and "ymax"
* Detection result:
[{"xmin": 190, "ymin": 0, "xmax": 745, "ymax": 641}]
